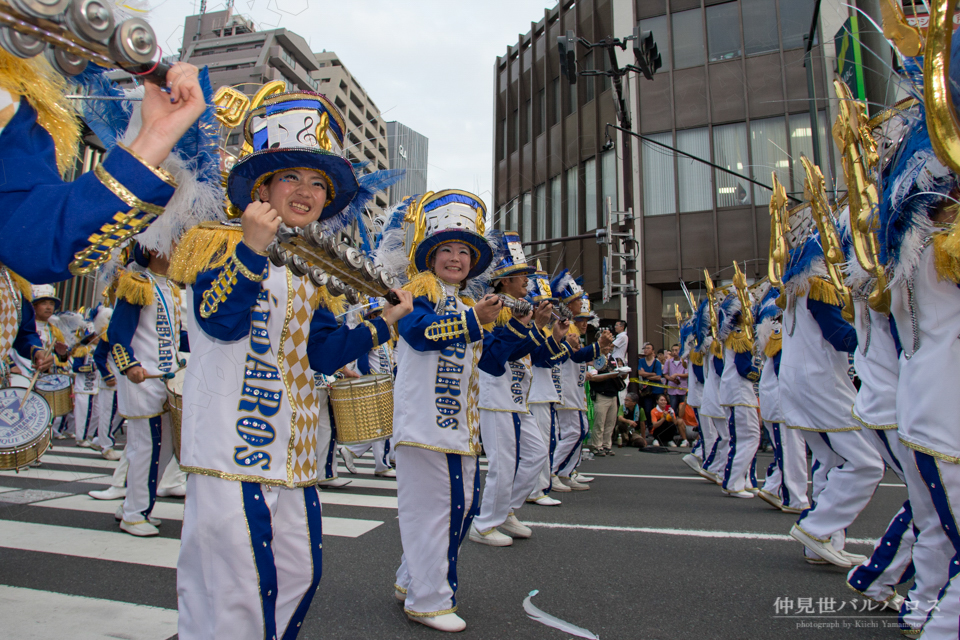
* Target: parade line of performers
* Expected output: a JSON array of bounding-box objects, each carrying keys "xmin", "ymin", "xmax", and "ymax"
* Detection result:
[{"xmin": 4, "ymin": 11, "xmax": 960, "ymax": 638}]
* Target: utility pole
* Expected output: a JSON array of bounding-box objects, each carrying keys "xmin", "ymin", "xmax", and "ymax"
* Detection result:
[{"xmin": 557, "ymin": 26, "xmax": 660, "ymax": 377}]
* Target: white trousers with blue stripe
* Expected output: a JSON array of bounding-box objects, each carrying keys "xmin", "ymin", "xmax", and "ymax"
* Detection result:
[
  {"xmin": 475, "ymin": 408, "xmax": 548, "ymax": 532},
  {"xmin": 95, "ymin": 388, "xmax": 123, "ymax": 451},
  {"xmin": 705, "ymin": 411, "xmax": 731, "ymax": 477},
  {"xmin": 344, "ymin": 439, "xmax": 390, "ymax": 473},
  {"xmin": 178, "ymin": 474, "xmax": 323, "ymax": 640},
  {"xmin": 120, "ymin": 413, "xmax": 173, "ymax": 523},
  {"xmin": 761, "ymin": 421, "xmax": 809, "ymax": 510},
  {"xmin": 721, "ymin": 405, "xmax": 760, "ymax": 493},
  {"xmin": 73, "ymin": 393, "xmax": 98, "ymax": 442},
  {"xmin": 529, "ymin": 403, "xmax": 556, "ymax": 497},
  {"xmin": 847, "ymin": 429, "xmax": 916, "ymax": 607},
  {"xmin": 395, "ymin": 446, "xmax": 479, "ymax": 617},
  {"xmin": 553, "ymin": 409, "xmax": 585, "ymax": 478}
]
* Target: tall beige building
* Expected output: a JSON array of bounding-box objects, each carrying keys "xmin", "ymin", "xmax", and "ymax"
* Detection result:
[{"xmin": 311, "ymin": 52, "xmax": 391, "ymax": 215}]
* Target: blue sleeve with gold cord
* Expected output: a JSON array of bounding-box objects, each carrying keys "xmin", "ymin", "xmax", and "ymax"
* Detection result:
[
  {"xmin": 533, "ymin": 335, "xmax": 570, "ymax": 368},
  {"xmin": 106, "ymin": 300, "xmax": 141, "ymax": 372},
  {"xmin": 12, "ymin": 296, "xmax": 41, "ymax": 360},
  {"xmin": 398, "ymin": 295, "xmax": 483, "ymax": 352},
  {"xmin": 807, "ymin": 297, "xmax": 857, "ymax": 353},
  {"xmin": 0, "ymin": 99, "xmax": 176, "ymax": 284},
  {"xmin": 93, "ymin": 340, "xmax": 113, "ymax": 380},
  {"xmin": 734, "ymin": 350, "xmax": 759, "ymax": 380},
  {"xmin": 307, "ymin": 306, "xmax": 389, "ymax": 376},
  {"xmin": 356, "ymin": 353, "xmax": 372, "ymax": 376},
  {"xmin": 569, "ymin": 342, "xmax": 599, "ymax": 364},
  {"xmin": 192, "ymin": 243, "xmax": 267, "ymax": 342},
  {"xmin": 478, "ymin": 319, "xmax": 529, "ymax": 376}
]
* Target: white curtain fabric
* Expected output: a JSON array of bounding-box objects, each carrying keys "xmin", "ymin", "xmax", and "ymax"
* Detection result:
[
  {"xmin": 677, "ymin": 127, "xmax": 712, "ymax": 213},
  {"xmin": 751, "ymin": 116, "xmax": 789, "ymax": 206},
  {"xmin": 642, "ymin": 132, "xmax": 676, "ymax": 216},
  {"xmin": 713, "ymin": 122, "xmax": 751, "ymax": 208}
]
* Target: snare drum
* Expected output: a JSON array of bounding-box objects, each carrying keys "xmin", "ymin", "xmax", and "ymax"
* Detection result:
[
  {"xmin": 0, "ymin": 387, "xmax": 52, "ymax": 469},
  {"xmin": 6, "ymin": 373, "xmax": 31, "ymax": 389},
  {"xmin": 329, "ymin": 374, "xmax": 393, "ymax": 445},
  {"xmin": 165, "ymin": 368, "xmax": 186, "ymax": 461},
  {"xmin": 36, "ymin": 374, "xmax": 73, "ymax": 417}
]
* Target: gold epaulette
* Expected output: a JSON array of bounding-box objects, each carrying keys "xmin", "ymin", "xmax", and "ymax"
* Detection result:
[
  {"xmin": 314, "ymin": 287, "xmax": 346, "ymax": 317},
  {"xmin": 710, "ymin": 339, "xmax": 723, "ymax": 359},
  {"xmin": 0, "ymin": 52, "xmax": 80, "ymax": 175},
  {"xmin": 689, "ymin": 351, "xmax": 704, "ymax": 366},
  {"xmin": 168, "ymin": 222, "xmax": 245, "ymax": 286},
  {"xmin": 494, "ymin": 305, "xmax": 513, "ymax": 327},
  {"xmin": 6, "ymin": 270, "xmax": 31, "ymax": 301},
  {"xmin": 115, "ymin": 270, "xmax": 154, "ymax": 307},
  {"xmin": 402, "ymin": 271, "xmax": 444, "ymax": 303},
  {"xmin": 764, "ymin": 333, "xmax": 782, "ymax": 358},
  {"xmin": 807, "ymin": 277, "xmax": 841, "ymax": 306},
  {"xmin": 933, "ymin": 233, "xmax": 960, "ymax": 284},
  {"xmin": 72, "ymin": 344, "xmax": 94, "ymax": 359},
  {"xmin": 724, "ymin": 329, "xmax": 753, "ymax": 354},
  {"xmin": 50, "ymin": 324, "xmax": 65, "ymax": 344},
  {"xmin": 567, "ymin": 322, "xmax": 580, "ymax": 338}
]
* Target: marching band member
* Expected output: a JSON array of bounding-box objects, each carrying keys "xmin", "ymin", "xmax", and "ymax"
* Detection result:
[
  {"xmin": 524, "ymin": 268, "xmax": 570, "ymax": 507},
  {"xmin": 0, "ymin": 54, "xmax": 206, "ymax": 283},
  {"xmin": 171, "ymin": 91, "xmax": 410, "ymax": 639},
  {"xmin": 91, "ymin": 307, "xmax": 124, "ymax": 462},
  {"xmin": 680, "ymin": 309, "xmax": 704, "ymax": 472},
  {"xmin": 753, "ymin": 287, "xmax": 808, "ymax": 514},
  {"xmin": 717, "ymin": 289, "xmax": 761, "ymax": 498},
  {"xmin": 549, "ymin": 273, "xmax": 612, "ymax": 492},
  {"xmin": 391, "ymin": 189, "xmax": 520, "ymax": 632},
  {"xmin": 339, "ymin": 299, "xmax": 397, "ymax": 477},
  {"xmin": 70, "ymin": 320, "xmax": 101, "ymax": 448},
  {"xmin": 106, "ymin": 243, "xmax": 185, "ymax": 536},
  {"xmin": 779, "ymin": 232, "xmax": 884, "ymax": 567},
  {"xmin": 0, "ymin": 272, "xmax": 49, "ymax": 386},
  {"xmin": 696, "ymin": 297, "xmax": 728, "ymax": 485},
  {"xmin": 471, "ymin": 232, "xmax": 556, "ymax": 546}
]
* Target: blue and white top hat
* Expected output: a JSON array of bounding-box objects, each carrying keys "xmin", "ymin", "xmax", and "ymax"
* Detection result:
[
  {"xmin": 490, "ymin": 231, "xmax": 536, "ymax": 279},
  {"xmin": 410, "ymin": 189, "xmax": 493, "ymax": 280},
  {"xmin": 227, "ymin": 92, "xmax": 359, "ymax": 222},
  {"xmin": 550, "ymin": 270, "xmax": 583, "ymax": 304},
  {"xmin": 526, "ymin": 261, "xmax": 555, "ymax": 303},
  {"xmin": 575, "ymin": 292, "xmax": 593, "ymax": 320}
]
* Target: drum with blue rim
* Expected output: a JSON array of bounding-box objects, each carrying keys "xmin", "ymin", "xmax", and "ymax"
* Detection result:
[
  {"xmin": 0, "ymin": 387, "xmax": 52, "ymax": 469},
  {"xmin": 36, "ymin": 374, "xmax": 73, "ymax": 417}
]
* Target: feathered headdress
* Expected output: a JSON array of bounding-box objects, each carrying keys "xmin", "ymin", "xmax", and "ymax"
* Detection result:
[
  {"xmin": 754, "ymin": 286, "xmax": 782, "ymax": 358},
  {"xmin": 717, "ymin": 292, "xmax": 741, "ymax": 342}
]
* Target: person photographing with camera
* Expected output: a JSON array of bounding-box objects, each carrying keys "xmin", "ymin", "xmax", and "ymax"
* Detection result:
[{"xmin": 587, "ymin": 344, "xmax": 628, "ymax": 456}]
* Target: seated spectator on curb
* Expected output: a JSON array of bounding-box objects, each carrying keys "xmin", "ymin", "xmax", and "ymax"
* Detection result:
[
  {"xmin": 677, "ymin": 399, "xmax": 698, "ymax": 448},
  {"xmin": 649, "ymin": 394, "xmax": 679, "ymax": 447},
  {"xmin": 618, "ymin": 392, "xmax": 646, "ymax": 448}
]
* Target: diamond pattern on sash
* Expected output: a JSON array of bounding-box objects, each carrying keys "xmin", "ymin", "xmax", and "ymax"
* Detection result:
[
  {"xmin": 0, "ymin": 269, "xmax": 20, "ymax": 360},
  {"xmin": 283, "ymin": 275, "xmax": 320, "ymax": 483}
]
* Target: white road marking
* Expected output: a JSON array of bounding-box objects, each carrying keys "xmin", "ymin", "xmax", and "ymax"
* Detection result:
[
  {"xmin": 0, "ymin": 585, "xmax": 178, "ymax": 640},
  {"xmin": 584, "ymin": 472, "xmax": 906, "ymax": 487},
  {"xmin": 37, "ymin": 454, "xmax": 118, "ymax": 469},
  {"xmin": 524, "ymin": 521, "xmax": 877, "ymax": 545},
  {"xmin": 0, "ymin": 468, "xmax": 109, "ymax": 482}
]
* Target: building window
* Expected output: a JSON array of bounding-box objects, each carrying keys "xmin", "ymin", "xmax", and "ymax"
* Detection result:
[
  {"xmin": 522, "ymin": 192, "xmax": 532, "ymax": 242},
  {"xmin": 780, "ymin": 0, "xmax": 817, "ymax": 50},
  {"xmin": 676, "ymin": 128, "xmax": 712, "ymax": 213},
  {"xmin": 551, "ymin": 176, "xmax": 562, "ymax": 241},
  {"xmin": 507, "ymin": 198, "xmax": 518, "ymax": 231},
  {"xmin": 750, "ymin": 116, "xmax": 789, "ymax": 205},
  {"xmin": 584, "ymin": 157, "xmax": 598, "ymax": 231},
  {"xmin": 789, "ymin": 110, "xmax": 830, "ymax": 196},
  {"xmin": 713, "ymin": 122, "xmax": 751, "ymax": 207},
  {"xmin": 642, "ymin": 132, "xmax": 676, "ymax": 216},
  {"xmin": 583, "ymin": 51, "xmax": 595, "ymax": 103},
  {"xmin": 707, "ymin": 3, "xmax": 742, "ymax": 62},
  {"xmin": 640, "ymin": 15, "xmax": 670, "ymax": 72},
  {"xmin": 566, "ymin": 167, "xmax": 579, "ymax": 234},
  {"xmin": 672, "ymin": 9, "xmax": 705, "ymax": 69},
  {"xmin": 743, "ymin": 0, "xmax": 779, "ymax": 55},
  {"xmin": 524, "ymin": 99, "xmax": 532, "ymax": 145},
  {"xmin": 601, "ymin": 149, "xmax": 617, "ymax": 215},
  {"xmin": 535, "ymin": 184, "xmax": 546, "ymax": 247}
]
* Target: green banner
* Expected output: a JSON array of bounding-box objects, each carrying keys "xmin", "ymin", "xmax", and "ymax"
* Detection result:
[{"xmin": 834, "ymin": 16, "xmax": 866, "ymax": 100}]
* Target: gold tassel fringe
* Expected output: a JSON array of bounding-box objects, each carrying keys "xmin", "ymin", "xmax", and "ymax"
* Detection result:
[
  {"xmin": 115, "ymin": 271, "xmax": 154, "ymax": 306},
  {"xmin": 8, "ymin": 270, "xmax": 31, "ymax": 301},
  {"xmin": 710, "ymin": 339, "xmax": 723, "ymax": 359},
  {"xmin": 808, "ymin": 277, "xmax": 841, "ymax": 306},
  {"xmin": 567, "ymin": 323, "xmax": 580, "ymax": 338},
  {"xmin": 0, "ymin": 52, "xmax": 79, "ymax": 176},
  {"xmin": 688, "ymin": 351, "xmax": 704, "ymax": 366},
  {"xmin": 938, "ymin": 203, "xmax": 960, "ymax": 257},
  {"xmin": 494, "ymin": 305, "xmax": 513, "ymax": 327},
  {"xmin": 168, "ymin": 222, "xmax": 244, "ymax": 285},
  {"xmin": 933, "ymin": 233, "xmax": 960, "ymax": 284},
  {"xmin": 724, "ymin": 329, "xmax": 753, "ymax": 354},
  {"xmin": 402, "ymin": 271, "xmax": 444, "ymax": 304},
  {"xmin": 764, "ymin": 333, "xmax": 782, "ymax": 358},
  {"xmin": 313, "ymin": 287, "xmax": 345, "ymax": 317}
]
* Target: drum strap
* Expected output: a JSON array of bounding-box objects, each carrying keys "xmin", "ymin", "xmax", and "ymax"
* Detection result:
[{"xmin": 144, "ymin": 272, "xmax": 176, "ymax": 373}]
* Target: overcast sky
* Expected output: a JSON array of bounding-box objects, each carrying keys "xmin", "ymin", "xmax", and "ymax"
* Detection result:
[{"xmin": 147, "ymin": 0, "xmax": 558, "ymax": 212}]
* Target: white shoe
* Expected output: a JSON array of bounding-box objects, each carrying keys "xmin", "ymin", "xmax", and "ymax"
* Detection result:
[
  {"xmin": 746, "ymin": 486, "xmax": 760, "ymax": 495},
  {"xmin": 757, "ymin": 490, "xmax": 783, "ymax": 509},
  {"xmin": 652, "ymin": 439, "xmax": 660, "ymax": 446},
  {"xmin": 53, "ymin": 432, "xmax": 67, "ymax": 440},
  {"xmin": 529, "ymin": 494, "xmax": 561, "ymax": 506},
  {"xmin": 680, "ymin": 440, "xmax": 689, "ymax": 447},
  {"xmin": 572, "ymin": 472, "xmax": 593, "ymax": 483},
  {"xmin": 722, "ymin": 489, "xmax": 755, "ymax": 498},
  {"xmin": 884, "ymin": 593, "xmax": 905, "ymax": 612},
  {"xmin": 501, "ymin": 513, "xmax": 532, "ymax": 538},
  {"xmin": 780, "ymin": 503, "xmax": 805, "ymax": 514},
  {"xmin": 115, "ymin": 505, "xmax": 160, "ymax": 526},
  {"xmin": 667, "ymin": 440, "xmax": 677, "ymax": 447},
  {"xmin": 157, "ymin": 484, "xmax": 186, "ymax": 498},
  {"xmin": 560, "ymin": 477, "xmax": 589, "ymax": 491},
  {"xmin": 790, "ymin": 524, "xmax": 852, "ymax": 568},
  {"xmin": 838, "ymin": 549, "xmax": 868, "ymax": 565},
  {"xmin": 101, "ymin": 448, "xmax": 122, "ymax": 461},
  {"xmin": 375, "ymin": 468, "xmax": 397, "ymax": 478},
  {"xmin": 407, "ymin": 612, "xmax": 466, "ymax": 632},
  {"xmin": 76, "ymin": 439, "xmax": 94, "ymax": 449},
  {"xmin": 340, "ymin": 447, "xmax": 358, "ymax": 474},
  {"xmin": 120, "ymin": 520, "xmax": 159, "ymax": 537},
  {"xmin": 696, "ymin": 467, "xmax": 718, "ymax": 483},
  {"xmin": 320, "ymin": 477, "xmax": 352, "ymax": 488},
  {"xmin": 89, "ymin": 486, "xmax": 125, "ymax": 500},
  {"xmin": 550, "ymin": 476, "xmax": 571, "ymax": 493},
  {"xmin": 395, "ymin": 589, "xmax": 407, "ymax": 602},
  {"xmin": 682, "ymin": 453, "xmax": 702, "ymax": 473},
  {"xmin": 468, "ymin": 524, "xmax": 513, "ymax": 546}
]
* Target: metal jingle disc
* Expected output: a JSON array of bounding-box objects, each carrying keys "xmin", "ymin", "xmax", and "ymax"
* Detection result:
[
  {"xmin": 344, "ymin": 287, "xmax": 361, "ymax": 306},
  {"xmin": 287, "ymin": 255, "xmax": 309, "ymax": 278},
  {"xmin": 377, "ymin": 270, "xmax": 396, "ymax": 291},
  {"xmin": 304, "ymin": 221, "xmax": 325, "ymax": 247},
  {"xmin": 268, "ymin": 242, "xmax": 287, "ymax": 268},
  {"xmin": 65, "ymin": 0, "xmax": 115, "ymax": 44},
  {"xmin": 342, "ymin": 247, "xmax": 364, "ymax": 270},
  {"xmin": 326, "ymin": 276, "xmax": 347, "ymax": 297},
  {"xmin": 0, "ymin": 28, "xmax": 44, "ymax": 58},
  {"xmin": 8, "ymin": 0, "xmax": 70, "ymax": 19},
  {"xmin": 45, "ymin": 46, "xmax": 88, "ymax": 76},
  {"xmin": 308, "ymin": 267, "xmax": 328, "ymax": 288},
  {"xmin": 322, "ymin": 237, "xmax": 340, "ymax": 259},
  {"xmin": 360, "ymin": 259, "xmax": 378, "ymax": 281},
  {"xmin": 109, "ymin": 17, "xmax": 157, "ymax": 66}
]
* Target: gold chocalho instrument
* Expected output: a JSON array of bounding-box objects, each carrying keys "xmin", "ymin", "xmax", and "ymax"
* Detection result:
[
  {"xmin": 768, "ymin": 172, "xmax": 789, "ymax": 289},
  {"xmin": 731, "ymin": 261, "xmax": 755, "ymax": 344}
]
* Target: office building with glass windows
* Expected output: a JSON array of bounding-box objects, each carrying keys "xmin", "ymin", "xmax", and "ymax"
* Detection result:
[{"xmin": 492, "ymin": 0, "xmax": 852, "ymax": 346}]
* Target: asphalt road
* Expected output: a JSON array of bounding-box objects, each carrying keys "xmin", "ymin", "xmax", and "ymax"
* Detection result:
[{"xmin": 0, "ymin": 441, "xmax": 909, "ymax": 639}]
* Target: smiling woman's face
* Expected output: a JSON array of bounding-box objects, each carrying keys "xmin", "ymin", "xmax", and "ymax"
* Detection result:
[
  {"xmin": 432, "ymin": 242, "xmax": 472, "ymax": 284},
  {"xmin": 257, "ymin": 169, "xmax": 328, "ymax": 228}
]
